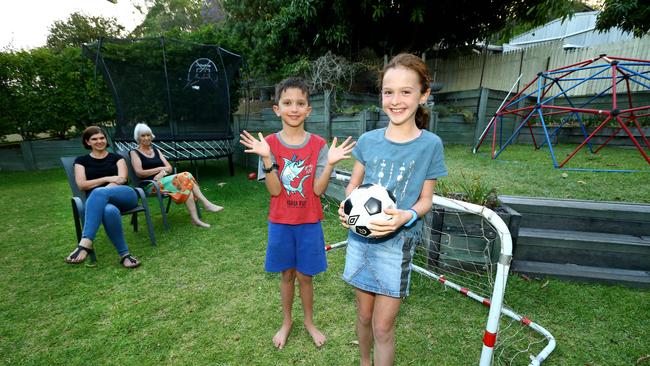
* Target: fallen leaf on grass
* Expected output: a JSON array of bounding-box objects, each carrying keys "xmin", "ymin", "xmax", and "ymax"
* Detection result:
[
  {"xmin": 520, "ymin": 274, "xmax": 531, "ymax": 282},
  {"xmin": 637, "ymin": 354, "xmax": 650, "ymax": 365},
  {"xmin": 576, "ymin": 180, "xmax": 587, "ymax": 185},
  {"xmin": 217, "ymin": 182, "xmax": 226, "ymax": 187},
  {"xmin": 541, "ymin": 280, "xmax": 549, "ymax": 289}
]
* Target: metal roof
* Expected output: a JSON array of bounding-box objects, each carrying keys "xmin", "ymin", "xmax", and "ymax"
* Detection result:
[{"xmin": 502, "ymin": 11, "xmax": 634, "ymax": 52}]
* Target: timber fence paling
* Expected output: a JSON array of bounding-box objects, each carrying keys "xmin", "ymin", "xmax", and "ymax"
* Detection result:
[
  {"xmin": 331, "ymin": 114, "xmax": 365, "ymax": 140},
  {"xmin": 434, "ymin": 114, "xmax": 476, "ymax": 145}
]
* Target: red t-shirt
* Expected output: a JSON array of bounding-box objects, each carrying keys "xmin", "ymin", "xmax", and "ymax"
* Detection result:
[{"xmin": 266, "ymin": 133, "xmax": 326, "ymax": 224}]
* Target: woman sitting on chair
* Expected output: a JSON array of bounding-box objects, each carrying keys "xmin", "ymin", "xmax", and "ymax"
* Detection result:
[
  {"xmin": 130, "ymin": 123, "xmax": 223, "ymax": 228},
  {"xmin": 65, "ymin": 126, "xmax": 141, "ymax": 268}
]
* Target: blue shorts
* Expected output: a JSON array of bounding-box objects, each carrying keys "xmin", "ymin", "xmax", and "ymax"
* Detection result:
[
  {"xmin": 265, "ymin": 221, "xmax": 327, "ymax": 276},
  {"xmin": 342, "ymin": 231, "xmax": 417, "ymax": 298}
]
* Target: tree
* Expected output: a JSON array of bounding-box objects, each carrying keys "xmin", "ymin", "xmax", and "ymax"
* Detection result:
[
  {"xmin": 495, "ymin": 0, "xmax": 590, "ymax": 44},
  {"xmin": 131, "ymin": 0, "xmax": 207, "ymax": 37},
  {"xmin": 218, "ymin": 0, "xmax": 578, "ymax": 80},
  {"xmin": 0, "ymin": 48, "xmax": 114, "ymax": 140},
  {"xmin": 0, "ymin": 52, "xmax": 23, "ymax": 139},
  {"xmin": 46, "ymin": 12, "xmax": 125, "ymax": 51},
  {"xmin": 596, "ymin": 0, "xmax": 650, "ymax": 37},
  {"xmin": 0, "ymin": 50, "xmax": 48, "ymax": 139}
]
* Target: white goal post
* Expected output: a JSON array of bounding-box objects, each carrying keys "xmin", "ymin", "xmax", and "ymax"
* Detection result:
[{"xmin": 421, "ymin": 195, "xmax": 555, "ymax": 366}]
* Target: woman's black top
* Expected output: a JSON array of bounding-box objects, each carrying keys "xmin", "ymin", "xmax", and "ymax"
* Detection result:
[
  {"xmin": 74, "ymin": 152, "xmax": 123, "ymax": 197},
  {"xmin": 132, "ymin": 149, "xmax": 165, "ymax": 181}
]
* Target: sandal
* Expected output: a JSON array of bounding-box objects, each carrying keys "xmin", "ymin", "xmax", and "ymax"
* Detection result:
[
  {"xmin": 120, "ymin": 254, "xmax": 141, "ymax": 269},
  {"xmin": 65, "ymin": 245, "xmax": 97, "ymax": 267}
]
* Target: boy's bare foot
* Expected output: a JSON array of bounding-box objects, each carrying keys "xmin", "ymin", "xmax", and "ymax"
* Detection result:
[
  {"xmin": 192, "ymin": 219, "xmax": 211, "ymax": 228},
  {"xmin": 305, "ymin": 322, "xmax": 326, "ymax": 347},
  {"xmin": 273, "ymin": 323, "xmax": 292, "ymax": 349},
  {"xmin": 204, "ymin": 203, "xmax": 224, "ymax": 213}
]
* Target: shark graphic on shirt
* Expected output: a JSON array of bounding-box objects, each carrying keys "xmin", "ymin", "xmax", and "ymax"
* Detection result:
[{"xmin": 280, "ymin": 154, "xmax": 310, "ymax": 198}]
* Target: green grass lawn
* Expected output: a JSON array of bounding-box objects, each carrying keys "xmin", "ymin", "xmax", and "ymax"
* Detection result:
[
  {"xmin": 1, "ymin": 150, "xmax": 648, "ymax": 365},
  {"xmin": 338, "ymin": 143, "xmax": 650, "ymax": 203}
]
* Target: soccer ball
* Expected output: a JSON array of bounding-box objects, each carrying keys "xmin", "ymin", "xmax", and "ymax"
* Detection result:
[{"xmin": 343, "ymin": 183, "xmax": 397, "ymax": 237}]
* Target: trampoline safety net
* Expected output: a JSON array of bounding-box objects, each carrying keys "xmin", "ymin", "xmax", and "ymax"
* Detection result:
[{"xmin": 83, "ymin": 37, "xmax": 242, "ymax": 165}]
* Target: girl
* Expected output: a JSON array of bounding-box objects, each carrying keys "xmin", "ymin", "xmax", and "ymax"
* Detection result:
[{"xmin": 338, "ymin": 53, "xmax": 447, "ymax": 365}]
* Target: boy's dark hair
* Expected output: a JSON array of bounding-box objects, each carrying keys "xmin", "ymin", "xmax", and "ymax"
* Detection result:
[
  {"xmin": 81, "ymin": 125, "xmax": 110, "ymax": 150},
  {"xmin": 274, "ymin": 77, "xmax": 310, "ymax": 104}
]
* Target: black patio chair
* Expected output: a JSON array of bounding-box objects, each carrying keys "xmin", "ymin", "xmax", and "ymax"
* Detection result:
[{"xmin": 60, "ymin": 156, "xmax": 157, "ymax": 246}]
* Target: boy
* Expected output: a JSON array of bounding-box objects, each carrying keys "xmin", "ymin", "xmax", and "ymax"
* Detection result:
[{"xmin": 239, "ymin": 77, "xmax": 355, "ymax": 349}]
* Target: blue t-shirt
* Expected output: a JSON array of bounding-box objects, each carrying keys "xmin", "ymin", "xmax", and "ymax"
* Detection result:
[{"xmin": 352, "ymin": 128, "xmax": 447, "ymax": 230}]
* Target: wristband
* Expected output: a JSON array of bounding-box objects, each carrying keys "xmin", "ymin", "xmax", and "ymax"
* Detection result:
[
  {"xmin": 404, "ymin": 209, "xmax": 418, "ymax": 228},
  {"xmin": 262, "ymin": 163, "xmax": 278, "ymax": 174}
]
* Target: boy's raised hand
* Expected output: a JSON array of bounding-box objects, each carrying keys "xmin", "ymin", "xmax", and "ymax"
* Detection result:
[
  {"xmin": 327, "ymin": 136, "xmax": 356, "ymax": 166},
  {"xmin": 240, "ymin": 130, "xmax": 270, "ymax": 158}
]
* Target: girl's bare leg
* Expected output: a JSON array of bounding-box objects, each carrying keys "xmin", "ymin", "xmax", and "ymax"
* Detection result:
[
  {"xmin": 356, "ymin": 289, "xmax": 376, "ymax": 366},
  {"xmin": 372, "ymin": 295, "xmax": 401, "ymax": 366}
]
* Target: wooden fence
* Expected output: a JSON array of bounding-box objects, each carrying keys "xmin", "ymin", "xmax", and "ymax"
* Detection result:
[
  {"xmin": 0, "ymin": 139, "xmax": 87, "ymax": 171},
  {"xmin": 429, "ymin": 36, "xmax": 650, "ymax": 95},
  {"xmin": 2, "ymin": 88, "xmax": 648, "ymax": 171}
]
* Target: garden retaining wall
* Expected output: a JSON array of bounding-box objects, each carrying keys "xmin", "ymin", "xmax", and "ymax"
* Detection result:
[{"xmin": 499, "ymin": 195, "xmax": 650, "ymax": 287}]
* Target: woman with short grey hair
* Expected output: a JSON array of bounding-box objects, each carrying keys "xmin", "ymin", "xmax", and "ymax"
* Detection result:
[{"xmin": 130, "ymin": 123, "xmax": 223, "ymax": 228}]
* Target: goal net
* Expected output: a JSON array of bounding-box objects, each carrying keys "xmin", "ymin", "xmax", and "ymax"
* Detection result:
[{"xmin": 323, "ymin": 176, "xmax": 556, "ymax": 365}]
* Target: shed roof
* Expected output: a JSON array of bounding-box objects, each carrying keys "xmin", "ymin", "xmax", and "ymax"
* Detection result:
[{"xmin": 502, "ymin": 11, "xmax": 634, "ymax": 52}]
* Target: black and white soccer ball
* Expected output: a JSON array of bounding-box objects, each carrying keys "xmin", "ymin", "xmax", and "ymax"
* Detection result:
[{"xmin": 343, "ymin": 183, "xmax": 397, "ymax": 237}]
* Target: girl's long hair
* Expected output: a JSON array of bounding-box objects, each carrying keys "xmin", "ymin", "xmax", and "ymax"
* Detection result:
[{"xmin": 379, "ymin": 53, "xmax": 432, "ymax": 129}]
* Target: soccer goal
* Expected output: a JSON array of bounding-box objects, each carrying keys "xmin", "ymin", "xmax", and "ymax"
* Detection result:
[{"xmin": 324, "ymin": 176, "xmax": 556, "ymax": 365}]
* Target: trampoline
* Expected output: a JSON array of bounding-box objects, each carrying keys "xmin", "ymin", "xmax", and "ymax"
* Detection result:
[{"xmin": 83, "ymin": 37, "xmax": 243, "ymax": 175}]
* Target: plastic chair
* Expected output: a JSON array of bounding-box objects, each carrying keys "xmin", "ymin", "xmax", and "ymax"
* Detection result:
[
  {"xmin": 60, "ymin": 156, "xmax": 157, "ymax": 246},
  {"xmin": 117, "ymin": 150, "xmax": 201, "ymax": 230}
]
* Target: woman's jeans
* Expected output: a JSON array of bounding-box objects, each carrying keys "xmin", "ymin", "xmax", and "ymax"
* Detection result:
[{"xmin": 82, "ymin": 186, "xmax": 138, "ymax": 256}]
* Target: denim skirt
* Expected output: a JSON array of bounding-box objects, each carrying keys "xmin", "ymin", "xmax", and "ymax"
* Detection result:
[{"xmin": 342, "ymin": 231, "xmax": 417, "ymax": 298}]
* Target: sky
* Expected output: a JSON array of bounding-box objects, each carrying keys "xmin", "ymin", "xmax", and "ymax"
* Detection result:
[{"xmin": 0, "ymin": 0, "xmax": 146, "ymax": 51}]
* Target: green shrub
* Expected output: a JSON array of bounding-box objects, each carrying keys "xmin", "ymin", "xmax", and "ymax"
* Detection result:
[{"xmin": 436, "ymin": 172, "xmax": 499, "ymax": 208}]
